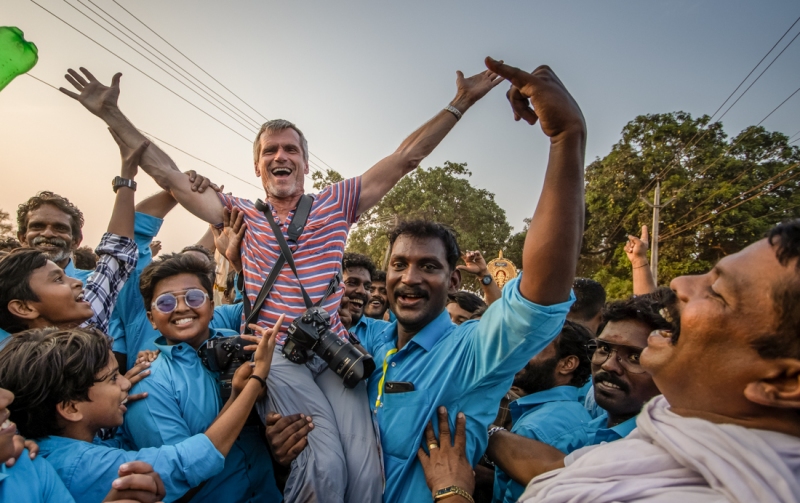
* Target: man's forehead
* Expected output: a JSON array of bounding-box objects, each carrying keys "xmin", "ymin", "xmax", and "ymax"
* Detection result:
[
  {"xmin": 712, "ymin": 239, "xmax": 782, "ymax": 296},
  {"xmin": 344, "ymin": 266, "xmax": 371, "ymax": 282},
  {"xmin": 598, "ymin": 319, "xmax": 651, "ymax": 348},
  {"xmin": 390, "ymin": 235, "xmax": 448, "ymax": 261},
  {"xmin": 260, "ymin": 128, "xmax": 301, "ymax": 147},
  {"xmin": 28, "ymin": 204, "xmax": 71, "ymax": 224}
]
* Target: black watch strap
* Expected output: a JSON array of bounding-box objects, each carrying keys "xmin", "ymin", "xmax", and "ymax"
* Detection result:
[
  {"xmin": 112, "ymin": 176, "xmax": 137, "ymax": 193},
  {"xmin": 481, "ymin": 274, "xmax": 493, "ymax": 286}
]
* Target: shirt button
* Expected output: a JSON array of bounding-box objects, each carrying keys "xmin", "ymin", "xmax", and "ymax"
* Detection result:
[{"xmin": 391, "ymin": 362, "xmax": 396, "ymax": 367}]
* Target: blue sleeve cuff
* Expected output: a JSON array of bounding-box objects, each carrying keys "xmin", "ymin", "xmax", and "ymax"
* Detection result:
[
  {"xmin": 507, "ymin": 275, "xmax": 576, "ymax": 315},
  {"xmin": 134, "ymin": 212, "xmax": 164, "ymax": 239},
  {"xmin": 177, "ymin": 434, "xmax": 225, "ymax": 487}
]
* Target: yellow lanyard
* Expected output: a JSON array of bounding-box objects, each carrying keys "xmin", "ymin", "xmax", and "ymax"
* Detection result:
[{"xmin": 375, "ymin": 348, "xmax": 398, "ymax": 408}]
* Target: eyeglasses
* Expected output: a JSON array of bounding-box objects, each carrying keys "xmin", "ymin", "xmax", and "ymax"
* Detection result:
[
  {"xmin": 585, "ymin": 340, "xmax": 647, "ymax": 374},
  {"xmin": 152, "ymin": 288, "xmax": 209, "ymax": 314}
]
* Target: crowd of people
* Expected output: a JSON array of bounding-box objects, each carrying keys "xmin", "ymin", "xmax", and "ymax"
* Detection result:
[{"xmin": 0, "ymin": 55, "xmax": 798, "ymax": 503}]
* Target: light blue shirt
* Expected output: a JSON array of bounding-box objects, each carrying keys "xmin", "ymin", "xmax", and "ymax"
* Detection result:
[
  {"xmin": 0, "ymin": 449, "xmax": 75, "ymax": 503},
  {"xmin": 37, "ymin": 432, "xmax": 224, "ymax": 503},
  {"xmin": 586, "ymin": 410, "xmax": 638, "ymax": 444},
  {"xmin": 493, "ymin": 386, "xmax": 592, "ymax": 503},
  {"xmin": 582, "ymin": 382, "xmax": 606, "ymax": 419},
  {"xmin": 351, "ymin": 314, "xmax": 390, "ymax": 344},
  {"xmin": 122, "ymin": 328, "xmax": 281, "ymax": 503},
  {"xmin": 361, "ymin": 276, "xmax": 575, "ymax": 503}
]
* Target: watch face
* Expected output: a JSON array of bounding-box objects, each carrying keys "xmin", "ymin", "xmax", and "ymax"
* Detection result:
[{"xmin": 482, "ymin": 275, "xmax": 492, "ymax": 285}]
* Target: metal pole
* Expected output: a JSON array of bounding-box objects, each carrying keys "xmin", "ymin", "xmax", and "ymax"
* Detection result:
[{"xmin": 650, "ymin": 180, "xmax": 661, "ymax": 283}]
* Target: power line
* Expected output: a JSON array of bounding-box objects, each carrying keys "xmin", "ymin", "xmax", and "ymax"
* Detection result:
[
  {"xmin": 711, "ymin": 202, "xmax": 800, "ymax": 233},
  {"xmin": 111, "ymin": 0, "xmax": 336, "ymax": 174},
  {"xmin": 26, "ymin": 72, "xmax": 262, "ymax": 190},
  {"xmin": 603, "ymin": 14, "xmax": 800, "ymax": 240}
]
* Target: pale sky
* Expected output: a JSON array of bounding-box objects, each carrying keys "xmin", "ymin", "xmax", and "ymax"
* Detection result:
[{"xmin": 2, "ymin": 0, "xmax": 799, "ymax": 254}]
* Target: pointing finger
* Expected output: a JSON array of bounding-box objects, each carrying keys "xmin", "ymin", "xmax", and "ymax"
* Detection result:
[
  {"xmin": 641, "ymin": 225, "xmax": 649, "ymax": 243},
  {"xmin": 485, "ymin": 57, "xmax": 535, "ymax": 91}
]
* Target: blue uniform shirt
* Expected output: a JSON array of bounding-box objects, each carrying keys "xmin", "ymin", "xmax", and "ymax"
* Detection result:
[
  {"xmin": 361, "ymin": 276, "xmax": 575, "ymax": 503},
  {"xmin": 37, "ymin": 432, "xmax": 224, "ymax": 503},
  {"xmin": 351, "ymin": 314, "xmax": 390, "ymax": 344},
  {"xmin": 493, "ymin": 386, "xmax": 592, "ymax": 503},
  {"xmin": 123, "ymin": 328, "xmax": 281, "ymax": 503},
  {"xmin": 0, "ymin": 449, "xmax": 75, "ymax": 503},
  {"xmin": 586, "ymin": 411, "xmax": 638, "ymax": 444}
]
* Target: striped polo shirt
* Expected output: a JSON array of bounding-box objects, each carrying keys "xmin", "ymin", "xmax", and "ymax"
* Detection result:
[{"xmin": 218, "ymin": 177, "xmax": 361, "ymax": 345}]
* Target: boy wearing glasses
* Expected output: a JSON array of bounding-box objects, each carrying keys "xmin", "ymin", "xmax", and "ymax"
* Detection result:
[{"xmin": 122, "ymin": 253, "xmax": 281, "ymax": 502}]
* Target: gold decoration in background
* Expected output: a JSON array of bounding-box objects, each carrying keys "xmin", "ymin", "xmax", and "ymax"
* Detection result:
[{"xmin": 486, "ymin": 250, "xmax": 518, "ymax": 288}]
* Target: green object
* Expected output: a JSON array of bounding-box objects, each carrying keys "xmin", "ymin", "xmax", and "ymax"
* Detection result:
[{"xmin": 0, "ymin": 26, "xmax": 38, "ymax": 92}]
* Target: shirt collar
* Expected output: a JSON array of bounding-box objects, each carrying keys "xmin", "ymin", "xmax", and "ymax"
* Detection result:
[
  {"xmin": 510, "ymin": 386, "xmax": 580, "ymax": 422},
  {"xmin": 399, "ymin": 310, "xmax": 454, "ymax": 352},
  {"xmin": 153, "ymin": 328, "xmax": 234, "ymax": 360},
  {"xmin": 592, "ymin": 411, "xmax": 638, "ymax": 440},
  {"xmin": 63, "ymin": 258, "xmax": 77, "ymax": 277}
]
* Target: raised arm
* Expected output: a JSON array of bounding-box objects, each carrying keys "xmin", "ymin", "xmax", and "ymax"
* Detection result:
[
  {"xmin": 624, "ymin": 225, "xmax": 657, "ymax": 295},
  {"xmin": 486, "ymin": 430, "xmax": 565, "ymax": 485},
  {"xmin": 485, "ymin": 58, "xmax": 586, "ymax": 305},
  {"xmin": 60, "ymin": 68, "xmax": 224, "ymax": 225},
  {"xmin": 357, "ymin": 69, "xmax": 503, "ymax": 214},
  {"xmin": 457, "ymin": 250, "xmax": 501, "ymax": 305}
]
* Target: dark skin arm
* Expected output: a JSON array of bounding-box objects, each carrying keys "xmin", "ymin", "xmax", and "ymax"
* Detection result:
[
  {"xmin": 484, "ymin": 58, "xmax": 586, "ymax": 305},
  {"xmin": 486, "ymin": 430, "xmax": 566, "ymax": 485}
]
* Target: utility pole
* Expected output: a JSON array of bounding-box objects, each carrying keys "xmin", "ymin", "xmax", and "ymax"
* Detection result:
[{"xmin": 640, "ymin": 180, "xmax": 674, "ymax": 284}]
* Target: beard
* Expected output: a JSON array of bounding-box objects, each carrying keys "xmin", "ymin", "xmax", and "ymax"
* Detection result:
[
  {"xmin": 30, "ymin": 236, "xmax": 72, "ymax": 263},
  {"xmin": 658, "ymin": 289, "xmax": 682, "ymax": 344},
  {"xmin": 513, "ymin": 357, "xmax": 559, "ymax": 396}
]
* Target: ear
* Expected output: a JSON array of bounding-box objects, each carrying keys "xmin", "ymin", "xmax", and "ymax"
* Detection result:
[
  {"xmin": 743, "ymin": 359, "xmax": 800, "ymax": 409},
  {"xmin": 17, "ymin": 231, "xmax": 27, "ymax": 245},
  {"xmin": 56, "ymin": 400, "xmax": 83, "ymax": 424},
  {"xmin": 303, "ymin": 159, "xmax": 309, "ymax": 175},
  {"xmin": 558, "ymin": 355, "xmax": 580, "ymax": 376},
  {"xmin": 7, "ymin": 299, "xmax": 40, "ymax": 322},
  {"xmin": 449, "ymin": 268, "xmax": 462, "ymax": 294},
  {"xmin": 146, "ymin": 310, "xmax": 156, "ymax": 330},
  {"xmin": 254, "ymin": 161, "xmax": 261, "ymax": 177}
]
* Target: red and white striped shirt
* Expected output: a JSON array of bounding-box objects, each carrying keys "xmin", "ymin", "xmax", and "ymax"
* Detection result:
[{"xmin": 218, "ymin": 177, "xmax": 361, "ymax": 344}]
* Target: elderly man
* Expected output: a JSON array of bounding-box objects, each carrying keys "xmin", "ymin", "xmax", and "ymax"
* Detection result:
[{"xmin": 60, "ymin": 65, "xmax": 502, "ymax": 503}]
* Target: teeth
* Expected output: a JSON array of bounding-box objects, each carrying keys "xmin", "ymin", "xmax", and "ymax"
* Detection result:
[
  {"xmin": 1, "ymin": 419, "xmax": 11, "ymax": 430},
  {"xmin": 121, "ymin": 399, "xmax": 128, "ymax": 405},
  {"xmin": 600, "ymin": 381, "xmax": 620, "ymax": 389},
  {"xmin": 350, "ymin": 299, "xmax": 364, "ymax": 307},
  {"xmin": 173, "ymin": 318, "xmax": 193, "ymax": 325}
]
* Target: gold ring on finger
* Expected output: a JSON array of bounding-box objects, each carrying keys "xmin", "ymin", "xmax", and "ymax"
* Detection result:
[{"xmin": 429, "ymin": 443, "xmax": 439, "ymax": 450}]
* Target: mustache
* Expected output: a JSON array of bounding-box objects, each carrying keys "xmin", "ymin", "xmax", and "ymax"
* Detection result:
[
  {"xmin": 31, "ymin": 236, "xmax": 69, "ymax": 248},
  {"xmin": 393, "ymin": 286, "xmax": 429, "ymax": 299},
  {"xmin": 594, "ymin": 370, "xmax": 631, "ymax": 394},
  {"xmin": 348, "ymin": 292, "xmax": 368, "ymax": 303}
]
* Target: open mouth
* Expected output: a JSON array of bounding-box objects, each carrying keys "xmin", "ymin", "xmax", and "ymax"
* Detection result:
[
  {"xmin": 75, "ymin": 291, "xmax": 86, "ymax": 303},
  {"xmin": 172, "ymin": 317, "xmax": 196, "ymax": 326},
  {"xmin": 349, "ymin": 298, "xmax": 364, "ymax": 309},
  {"xmin": 271, "ymin": 167, "xmax": 292, "ymax": 178},
  {"xmin": 369, "ymin": 299, "xmax": 384, "ymax": 307},
  {"xmin": 0, "ymin": 418, "xmax": 14, "ymax": 432}
]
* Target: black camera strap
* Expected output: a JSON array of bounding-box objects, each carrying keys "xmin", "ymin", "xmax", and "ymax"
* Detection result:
[{"xmin": 241, "ymin": 195, "xmax": 341, "ymax": 332}]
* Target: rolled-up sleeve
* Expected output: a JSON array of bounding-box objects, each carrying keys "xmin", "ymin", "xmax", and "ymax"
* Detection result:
[{"xmin": 81, "ymin": 233, "xmax": 138, "ymax": 334}]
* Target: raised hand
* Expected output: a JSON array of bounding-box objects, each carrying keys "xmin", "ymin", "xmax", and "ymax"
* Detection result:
[
  {"xmin": 624, "ymin": 225, "xmax": 650, "ymax": 268},
  {"xmin": 485, "ymin": 58, "xmax": 585, "ymax": 141},
  {"xmin": 456, "ymin": 250, "xmax": 489, "ymax": 277},
  {"xmin": 60, "ymin": 67, "xmax": 122, "ymax": 118},
  {"xmin": 210, "ymin": 207, "xmax": 245, "ymax": 273},
  {"xmin": 452, "ymin": 68, "xmax": 504, "ymax": 112}
]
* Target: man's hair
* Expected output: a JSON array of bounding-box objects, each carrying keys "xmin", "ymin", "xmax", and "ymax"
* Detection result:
[
  {"xmin": 599, "ymin": 289, "xmax": 672, "ymax": 334},
  {"xmin": 373, "ymin": 270, "xmax": 386, "ymax": 283},
  {"xmin": 17, "ymin": 191, "xmax": 84, "ymax": 243},
  {"xmin": 388, "ymin": 220, "xmax": 461, "ymax": 271},
  {"xmin": 754, "ymin": 219, "xmax": 800, "ymax": 359},
  {"xmin": 0, "ymin": 237, "xmax": 21, "ymax": 253},
  {"xmin": 180, "ymin": 244, "xmax": 215, "ymax": 263},
  {"xmin": 342, "ymin": 252, "xmax": 377, "ymax": 281},
  {"xmin": 447, "ymin": 291, "xmax": 486, "ymax": 314},
  {"xmin": 139, "ymin": 253, "xmax": 215, "ymax": 309},
  {"xmin": 554, "ymin": 320, "xmax": 594, "ymax": 387},
  {"xmin": 569, "ymin": 278, "xmax": 606, "ymax": 323},
  {"xmin": 73, "ymin": 246, "xmax": 98, "ymax": 270},
  {"xmin": 0, "ymin": 248, "xmax": 47, "ymax": 333},
  {"xmin": 253, "ymin": 119, "xmax": 309, "ymax": 163},
  {"xmin": 0, "ymin": 327, "xmax": 112, "ymax": 438}
]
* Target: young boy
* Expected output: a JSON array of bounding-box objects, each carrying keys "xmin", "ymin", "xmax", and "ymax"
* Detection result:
[
  {"xmin": 123, "ymin": 252, "xmax": 281, "ymax": 502},
  {"xmin": 0, "ymin": 320, "xmax": 277, "ymax": 503}
]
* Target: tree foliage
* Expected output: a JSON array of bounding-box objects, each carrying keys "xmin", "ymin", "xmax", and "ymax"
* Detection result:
[
  {"xmin": 345, "ymin": 161, "xmax": 513, "ymax": 291},
  {"xmin": 311, "ymin": 168, "xmax": 344, "ymax": 191},
  {"xmin": 0, "ymin": 209, "xmax": 13, "ymax": 237},
  {"xmin": 579, "ymin": 112, "xmax": 800, "ymax": 299}
]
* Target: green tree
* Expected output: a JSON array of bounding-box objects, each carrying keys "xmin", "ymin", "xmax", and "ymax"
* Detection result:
[
  {"xmin": 346, "ymin": 162, "xmax": 513, "ymax": 291},
  {"xmin": 311, "ymin": 168, "xmax": 344, "ymax": 191},
  {"xmin": 580, "ymin": 112, "xmax": 800, "ymax": 299},
  {"xmin": 0, "ymin": 209, "xmax": 13, "ymax": 237}
]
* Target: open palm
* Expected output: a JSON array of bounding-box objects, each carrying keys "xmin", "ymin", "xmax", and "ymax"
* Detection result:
[{"xmin": 60, "ymin": 67, "xmax": 121, "ymax": 118}]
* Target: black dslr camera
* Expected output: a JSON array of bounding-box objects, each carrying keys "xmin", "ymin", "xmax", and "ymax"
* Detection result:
[
  {"xmin": 198, "ymin": 336, "xmax": 253, "ymax": 401},
  {"xmin": 282, "ymin": 306, "xmax": 375, "ymax": 388}
]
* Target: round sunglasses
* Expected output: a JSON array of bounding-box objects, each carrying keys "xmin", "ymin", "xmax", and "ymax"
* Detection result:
[{"xmin": 152, "ymin": 288, "xmax": 209, "ymax": 314}]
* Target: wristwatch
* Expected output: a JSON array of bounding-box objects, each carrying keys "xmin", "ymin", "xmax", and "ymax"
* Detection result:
[
  {"xmin": 433, "ymin": 486, "xmax": 474, "ymax": 502},
  {"xmin": 112, "ymin": 176, "xmax": 137, "ymax": 193},
  {"xmin": 481, "ymin": 274, "xmax": 493, "ymax": 286}
]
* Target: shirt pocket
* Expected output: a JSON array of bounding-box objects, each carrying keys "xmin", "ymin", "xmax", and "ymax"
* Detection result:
[{"xmin": 380, "ymin": 388, "xmax": 432, "ymax": 460}]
